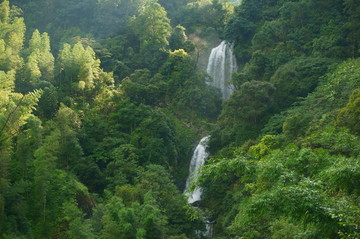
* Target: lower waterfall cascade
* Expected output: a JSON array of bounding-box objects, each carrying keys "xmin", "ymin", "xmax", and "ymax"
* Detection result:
[
  {"xmin": 184, "ymin": 135, "xmax": 210, "ymax": 204},
  {"xmin": 184, "ymin": 136, "xmax": 213, "ymax": 237}
]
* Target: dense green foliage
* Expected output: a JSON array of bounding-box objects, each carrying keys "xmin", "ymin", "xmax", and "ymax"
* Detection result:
[
  {"xmin": 200, "ymin": 59, "xmax": 360, "ymax": 238},
  {"xmin": 0, "ymin": 0, "xmax": 228, "ymax": 238},
  {"xmin": 0, "ymin": 0, "xmax": 360, "ymax": 238},
  {"xmin": 198, "ymin": 0, "xmax": 360, "ymax": 238}
]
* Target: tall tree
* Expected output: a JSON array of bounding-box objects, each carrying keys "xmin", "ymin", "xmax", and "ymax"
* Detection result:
[
  {"xmin": 0, "ymin": 70, "xmax": 41, "ymax": 234},
  {"xmin": 130, "ymin": 1, "xmax": 172, "ymax": 70},
  {"xmin": 56, "ymin": 42, "xmax": 114, "ymax": 105},
  {"xmin": 25, "ymin": 30, "xmax": 55, "ymax": 85},
  {"xmin": 0, "ymin": 0, "xmax": 25, "ymax": 72}
]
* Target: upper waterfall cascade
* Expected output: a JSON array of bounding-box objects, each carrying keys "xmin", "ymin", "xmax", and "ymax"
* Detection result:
[
  {"xmin": 206, "ymin": 41, "xmax": 237, "ymax": 99},
  {"xmin": 185, "ymin": 136, "xmax": 210, "ymax": 204}
]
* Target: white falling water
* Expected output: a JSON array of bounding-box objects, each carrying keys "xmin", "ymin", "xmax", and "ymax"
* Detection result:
[
  {"xmin": 206, "ymin": 41, "xmax": 237, "ymax": 99},
  {"xmin": 205, "ymin": 221, "xmax": 214, "ymax": 238},
  {"xmin": 185, "ymin": 135, "xmax": 210, "ymax": 204}
]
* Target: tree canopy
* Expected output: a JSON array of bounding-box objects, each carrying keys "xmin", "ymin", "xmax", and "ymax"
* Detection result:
[{"xmin": 1, "ymin": 0, "xmax": 360, "ymax": 238}]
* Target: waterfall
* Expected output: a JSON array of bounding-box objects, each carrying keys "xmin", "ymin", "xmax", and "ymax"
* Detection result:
[
  {"xmin": 206, "ymin": 41, "xmax": 237, "ymax": 99},
  {"xmin": 205, "ymin": 221, "xmax": 215, "ymax": 238},
  {"xmin": 183, "ymin": 40, "xmax": 236, "ymax": 237},
  {"xmin": 185, "ymin": 135, "xmax": 210, "ymax": 204},
  {"xmin": 185, "ymin": 136, "xmax": 212, "ymax": 237}
]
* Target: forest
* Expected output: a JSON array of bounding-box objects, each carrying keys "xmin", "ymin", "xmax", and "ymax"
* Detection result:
[{"xmin": 0, "ymin": 0, "xmax": 359, "ymax": 238}]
